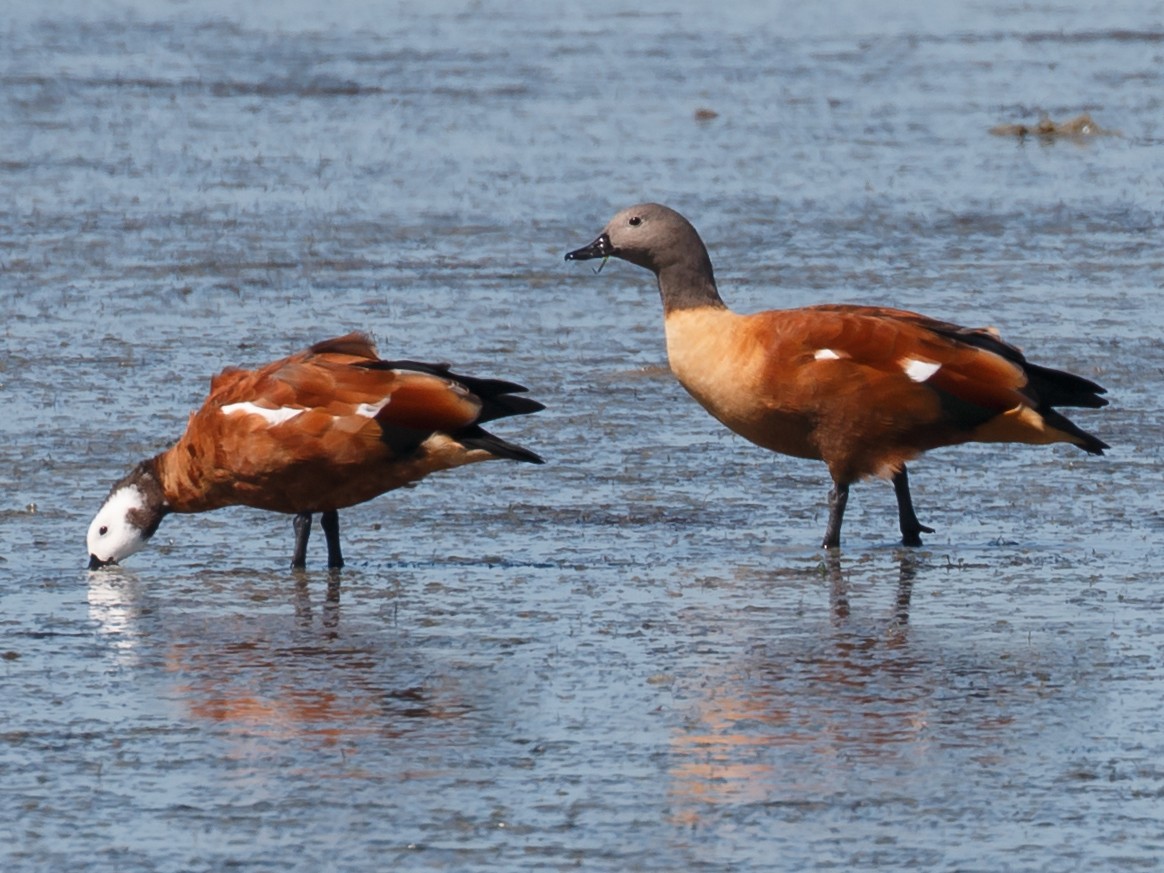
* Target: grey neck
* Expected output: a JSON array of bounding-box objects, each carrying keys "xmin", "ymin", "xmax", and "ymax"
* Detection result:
[{"xmin": 657, "ymin": 262, "xmax": 727, "ymax": 314}]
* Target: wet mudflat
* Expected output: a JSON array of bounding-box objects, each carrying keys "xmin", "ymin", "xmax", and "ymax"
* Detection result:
[{"xmin": 2, "ymin": 0, "xmax": 1163, "ymax": 870}]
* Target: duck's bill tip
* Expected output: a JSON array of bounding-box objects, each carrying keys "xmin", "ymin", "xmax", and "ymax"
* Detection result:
[
  {"xmin": 565, "ymin": 233, "xmax": 611, "ymax": 262},
  {"xmin": 88, "ymin": 554, "xmax": 116, "ymax": 570}
]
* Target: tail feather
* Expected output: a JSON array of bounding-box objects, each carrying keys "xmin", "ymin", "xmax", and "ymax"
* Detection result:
[
  {"xmin": 925, "ymin": 319, "xmax": 1109, "ymax": 409},
  {"xmin": 1023, "ymin": 364, "xmax": 1108, "ymax": 455},
  {"xmin": 457, "ymin": 425, "xmax": 545, "ymax": 464},
  {"xmin": 919, "ymin": 316, "xmax": 1109, "ymax": 455},
  {"xmin": 1042, "ymin": 408, "xmax": 1109, "ymax": 455},
  {"xmin": 359, "ymin": 358, "xmax": 543, "ymax": 458}
]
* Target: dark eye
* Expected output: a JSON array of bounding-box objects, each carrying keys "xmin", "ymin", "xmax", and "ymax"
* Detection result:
[
  {"xmin": 99, "ymin": 526, "xmax": 108, "ymax": 536},
  {"xmin": 628, "ymin": 216, "xmax": 642, "ymax": 226}
]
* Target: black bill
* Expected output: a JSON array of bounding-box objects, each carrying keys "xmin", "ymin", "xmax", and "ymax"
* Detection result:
[{"xmin": 564, "ymin": 232, "xmax": 612, "ymax": 261}]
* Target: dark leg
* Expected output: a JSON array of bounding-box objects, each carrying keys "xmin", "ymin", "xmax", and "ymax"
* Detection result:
[
  {"xmin": 893, "ymin": 466, "xmax": 934, "ymax": 547},
  {"xmin": 291, "ymin": 512, "xmax": 312, "ymax": 569},
  {"xmin": 320, "ymin": 509, "xmax": 344, "ymax": 570},
  {"xmin": 821, "ymin": 481, "xmax": 849, "ymax": 549}
]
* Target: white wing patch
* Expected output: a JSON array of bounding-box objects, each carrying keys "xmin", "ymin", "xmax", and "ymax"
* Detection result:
[
  {"xmin": 222, "ymin": 398, "xmax": 392, "ymax": 424},
  {"xmin": 221, "ymin": 401, "xmax": 304, "ymax": 426},
  {"xmin": 354, "ymin": 398, "xmax": 391, "ymax": 418},
  {"xmin": 814, "ymin": 349, "xmax": 842, "ymax": 361},
  {"xmin": 902, "ymin": 358, "xmax": 942, "ymax": 383}
]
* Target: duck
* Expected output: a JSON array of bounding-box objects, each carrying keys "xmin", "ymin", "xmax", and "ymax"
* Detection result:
[
  {"xmin": 566, "ymin": 203, "xmax": 1108, "ymax": 548},
  {"xmin": 87, "ymin": 332, "xmax": 544, "ymax": 570}
]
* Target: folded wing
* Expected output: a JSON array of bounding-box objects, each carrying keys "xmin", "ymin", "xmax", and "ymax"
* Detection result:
[{"xmin": 769, "ymin": 307, "xmax": 1108, "ymax": 459}]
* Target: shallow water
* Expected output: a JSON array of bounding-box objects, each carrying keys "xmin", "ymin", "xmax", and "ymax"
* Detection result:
[{"xmin": 3, "ymin": 1, "xmax": 1163, "ymax": 870}]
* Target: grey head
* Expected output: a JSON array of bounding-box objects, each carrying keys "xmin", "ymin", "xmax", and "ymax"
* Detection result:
[
  {"xmin": 565, "ymin": 203, "xmax": 724, "ymax": 312},
  {"xmin": 87, "ymin": 460, "xmax": 170, "ymax": 569}
]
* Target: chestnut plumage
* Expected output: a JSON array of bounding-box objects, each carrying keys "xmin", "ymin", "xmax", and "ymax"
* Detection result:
[
  {"xmin": 567, "ymin": 203, "xmax": 1107, "ymax": 548},
  {"xmin": 87, "ymin": 333, "xmax": 544, "ymax": 569}
]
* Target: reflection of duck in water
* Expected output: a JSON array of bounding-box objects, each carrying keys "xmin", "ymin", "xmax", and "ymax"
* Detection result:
[
  {"xmin": 87, "ymin": 333, "xmax": 544, "ymax": 570},
  {"xmin": 87, "ymin": 574, "xmax": 472, "ymax": 755},
  {"xmin": 166, "ymin": 617, "xmax": 474, "ymax": 754},
  {"xmin": 87, "ymin": 572, "xmax": 147, "ymax": 665},
  {"xmin": 664, "ymin": 556, "xmax": 940, "ymax": 821}
]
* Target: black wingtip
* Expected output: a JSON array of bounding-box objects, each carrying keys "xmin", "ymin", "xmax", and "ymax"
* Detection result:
[
  {"xmin": 478, "ymin": 393, "xmax": 545, "ymax": 423},
  {"xmin": 1025, "ymin": 362, "xmax": 1109, "ymax": 409},
  {"xmin": 371, "ymin": 359, "xmax": 545, "ymax": 422}
]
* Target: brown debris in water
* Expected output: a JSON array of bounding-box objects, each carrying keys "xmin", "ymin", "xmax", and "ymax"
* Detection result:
[
  {"xmin": 694, "ymin": 107, "xmax": 719, "ymax": 122},
  {"xmin": 989, "ymin": 112, "xmax": 1118, "ymax": 139}
]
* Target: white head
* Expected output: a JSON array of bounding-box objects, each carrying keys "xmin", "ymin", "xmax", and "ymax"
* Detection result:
[{"xmin": 87, "ymin": 462, "xmax": 169, "ymax": 569}]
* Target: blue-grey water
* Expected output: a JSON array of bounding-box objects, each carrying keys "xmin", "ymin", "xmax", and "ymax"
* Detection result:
[{"xmin": 2, "ymin": 1, "xmax": 1163, "ymax": 870}]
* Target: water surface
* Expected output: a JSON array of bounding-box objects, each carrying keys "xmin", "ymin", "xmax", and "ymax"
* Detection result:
[{"xmin": 2, "ymin": 1, "xmax": 1163, "ymax": 870}]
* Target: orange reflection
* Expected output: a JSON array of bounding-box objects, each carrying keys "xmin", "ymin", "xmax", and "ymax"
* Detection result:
[
  {"xmin": 90, "ymin": 573, "xmax": 470, "ymax": 764},
  {"xmin": 667, "ymin": 553, "xmax": 931, "ymax": 823}
]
